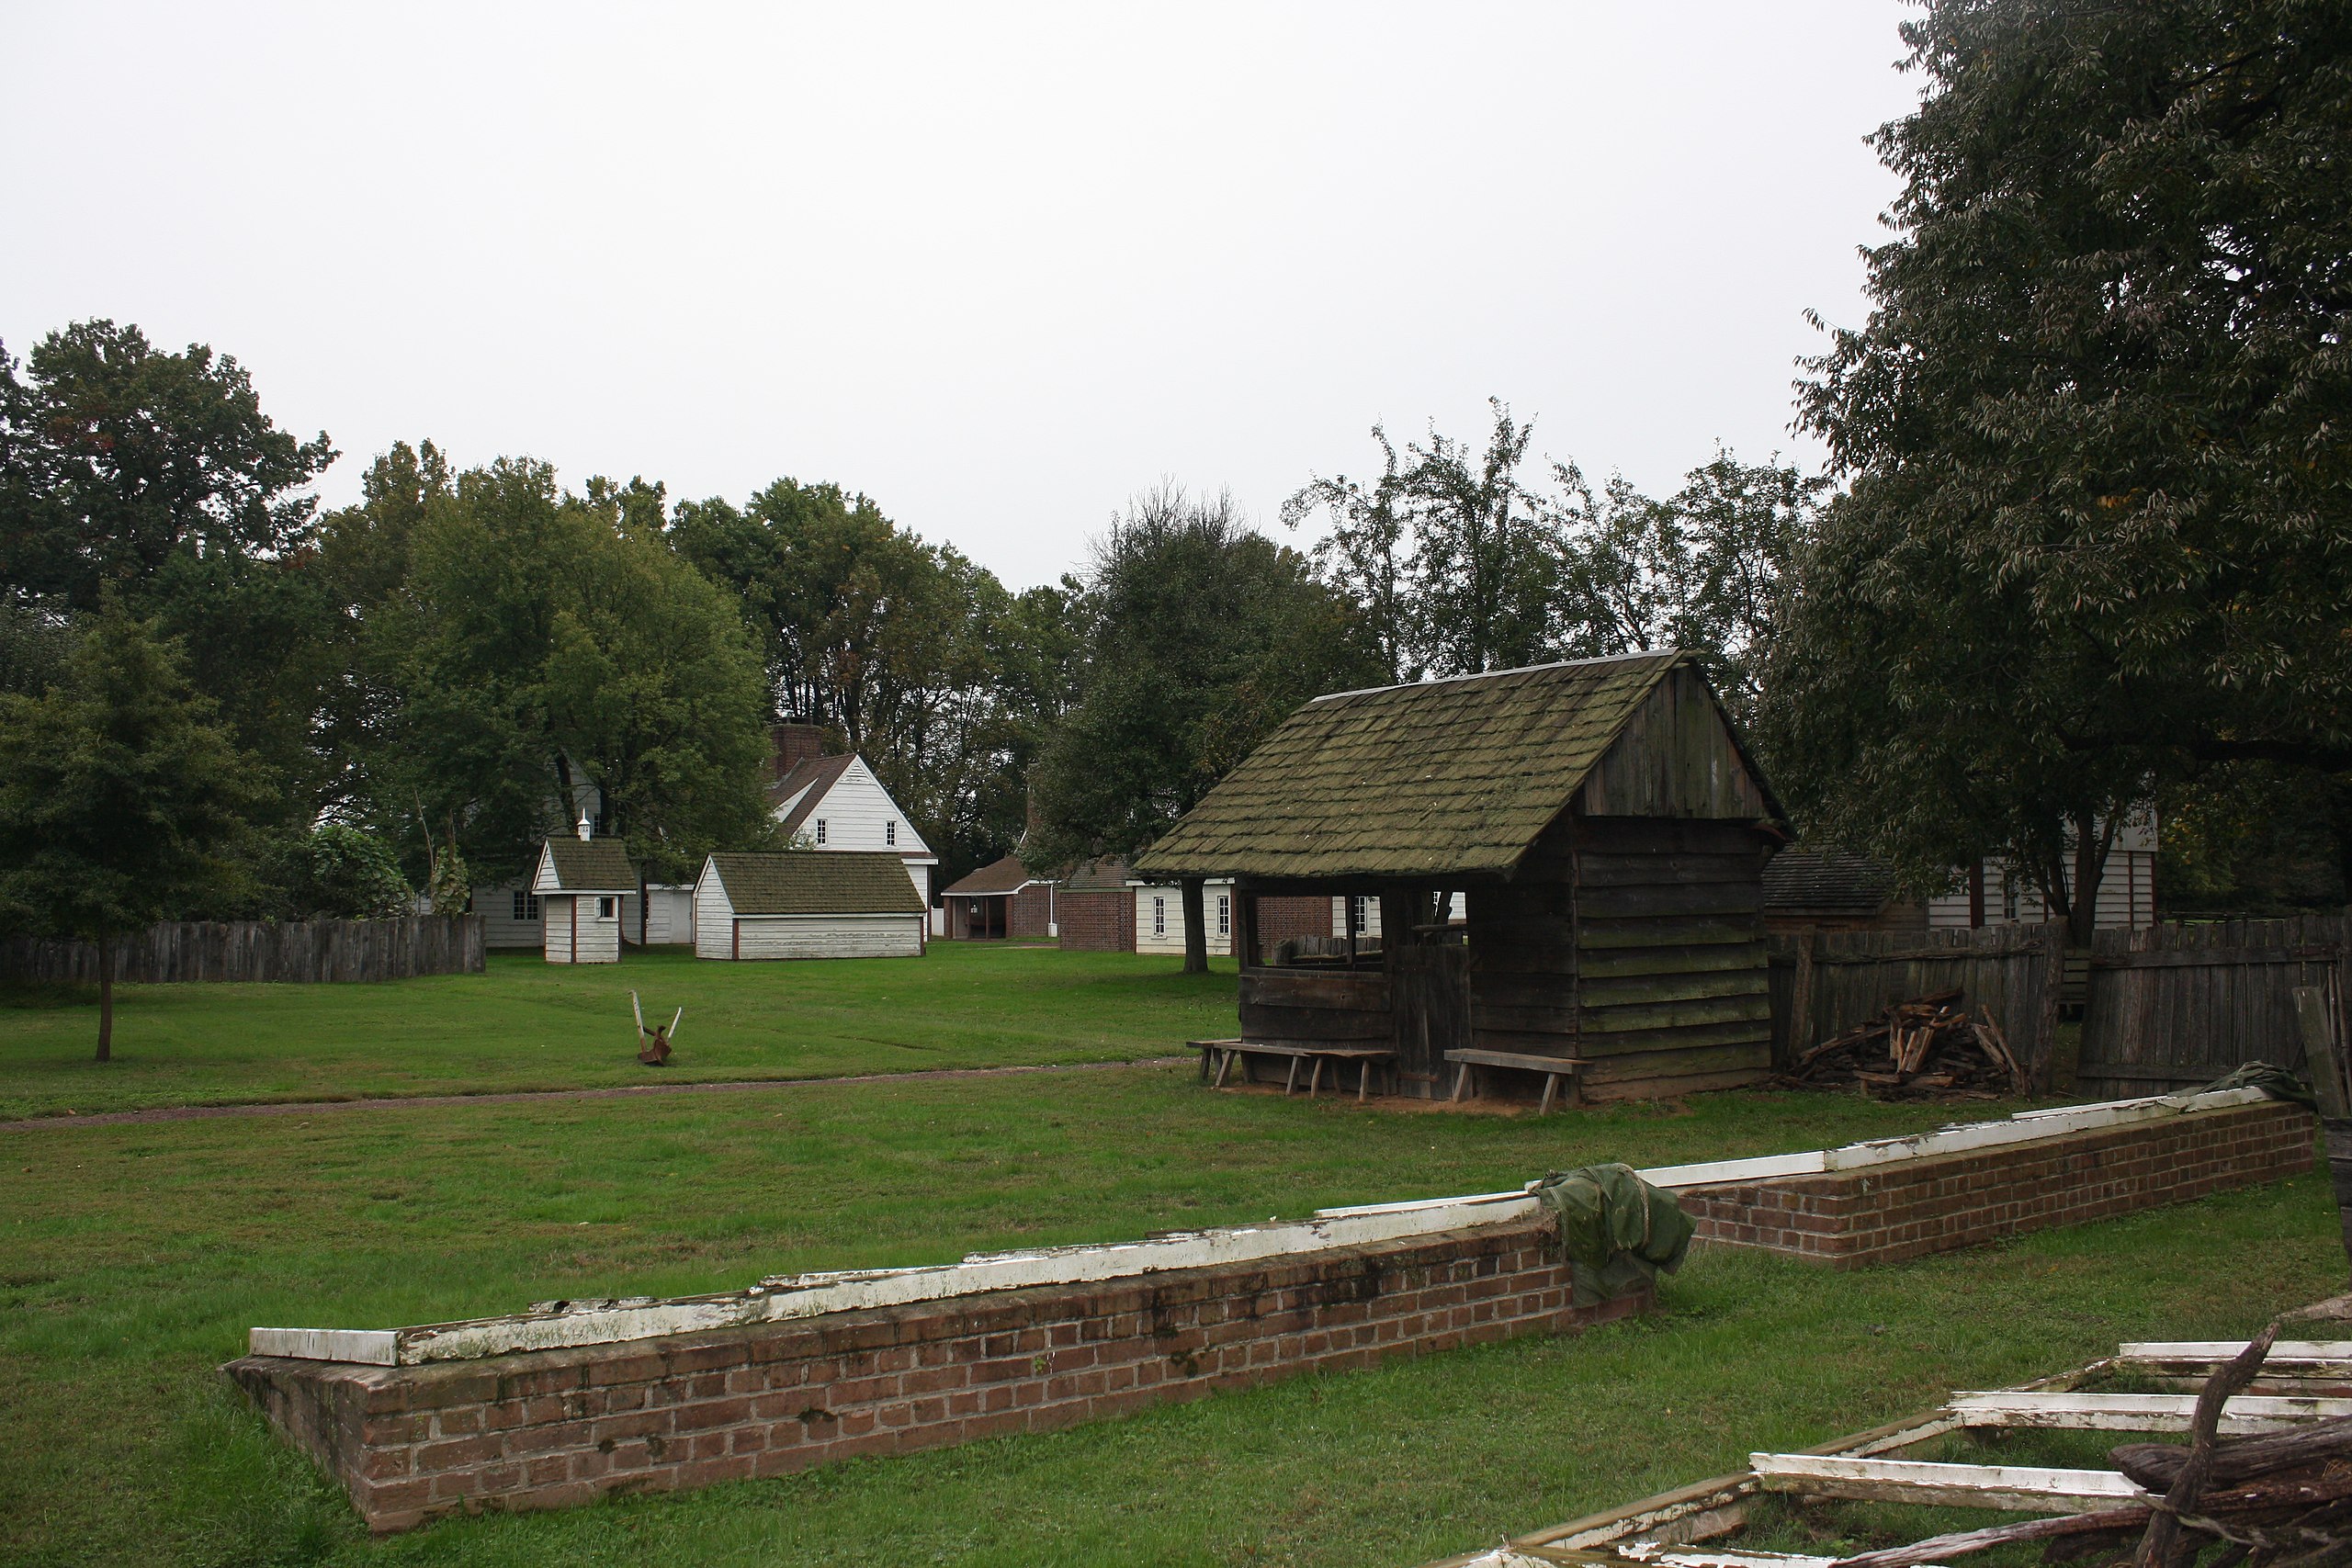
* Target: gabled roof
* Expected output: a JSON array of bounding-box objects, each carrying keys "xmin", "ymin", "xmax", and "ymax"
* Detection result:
[
  {"xmin": 701, "ymin": 852, "xmax": 925, "ymax": 917},
  {"xmin": 1134, "ymin": 651, "xmax": 1777, "ymax": 882},
  {"xmin": 534, "ymin": 837, "xmax": 637, "ymax": 894},
  {"xmin": 767, "ymin": 753, "xmax": 856, "ymax": 835},
  {"xmin": 941, "ymin": 853, "xmax": 1035, "ymax": 897},
  {"xmin": 1762, "ymin": 851, "xmax": 1897, "ymax": 915}
]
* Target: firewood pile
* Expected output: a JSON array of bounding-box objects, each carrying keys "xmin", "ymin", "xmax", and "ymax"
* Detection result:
[
  {"xmin": 1782, "ymin": 988, "xmax": 2029, "ymax": 1100},
  {"xmin": 1836, "ymin": 1326, "xmax": 2352, "ymax": 1568}
]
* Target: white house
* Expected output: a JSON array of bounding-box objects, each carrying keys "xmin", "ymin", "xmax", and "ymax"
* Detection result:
[
  {"xmin": 769, "ymin": 746, "xmax": 939, "ymax": 907},
  {"xmin": 532, "ymin": 834, "xmax": 638, "ymax": 964},
  {"xmin": 694, "ymin": 851, "xmax": 928, "ymax": 961},
  {"xmin": 1927, "ymin": 808, "xmax": 2159, "ymax": 931}
]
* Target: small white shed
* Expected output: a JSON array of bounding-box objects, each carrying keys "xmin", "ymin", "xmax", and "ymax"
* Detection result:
[
  {"xmin": 533, "ymin": 836, "xmax": 638, "ymax": 964},
  {"xmin": 695, "ymin": 851, "xmax": 927, "ymax": 961}
]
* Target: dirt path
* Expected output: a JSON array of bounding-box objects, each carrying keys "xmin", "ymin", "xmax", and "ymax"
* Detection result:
[{"xmin": 0, "ymin": 1055, "xmax": 1194, "ymax": 1133}]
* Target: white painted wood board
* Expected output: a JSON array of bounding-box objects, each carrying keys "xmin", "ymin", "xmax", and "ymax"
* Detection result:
[
  {"xmin": 1951, "ymin": 1389, "xmax": 2352, "ymax": 1433},
  {"xmin": 1749, "ymin": 1453, "xmax": 2145, "ymax": 1513}
]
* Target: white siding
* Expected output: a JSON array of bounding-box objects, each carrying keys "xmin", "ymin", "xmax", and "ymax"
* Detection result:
[
  {"xmin": 1133, "ymin": 879, "xmax": 1234, "ymax": 955},
  {"xmin": 542, "ymin": 893, "xmax": 621, "ymax": 963},
  {"xmin": 477, "ymin": 882, "xmax": 543, "ymax": 949},
  {"xmin": 1329, "ymin": 895, "xmax": 1385, "ymax": 941},
  {"xmin": 1927, "ymin": 850, "xmax": 2159, "ymax": 931},
  {"xmin": 776, "ymin": 756, "xmax": 938, "ymax": 902},
  {"xmin": 618, "ymin": 886, "xmax": 695, "ymax": 945},
  {"xmin": 730, "ymin": 914, "xmax": 924, "ymax": 960},
  {"xmin": 693, "ymin": 863, "xmax": 734, "ymax": 960}
]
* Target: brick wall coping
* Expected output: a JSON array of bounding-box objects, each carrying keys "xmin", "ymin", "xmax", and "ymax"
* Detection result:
[{"xmin": 245, "ymin": 1086, "xmax": 2281, "ymax": 1371}]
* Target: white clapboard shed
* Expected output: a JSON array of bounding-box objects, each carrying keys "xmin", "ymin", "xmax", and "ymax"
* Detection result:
[
  {"xmin": 533, "ymin": 835, "xmax": 638, "ymax": 964},
  {"xmin": 694, "ymin": 851, "xmax": 928, "ymax": 961}
]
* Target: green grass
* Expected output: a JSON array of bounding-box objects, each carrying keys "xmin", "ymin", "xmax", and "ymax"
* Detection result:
[
  {"xmin": 2, "ymin": 1063, "xmax": 2337, "ymax": 1568},
  {"xmin": 0, "ymin": 945, "xmax": 1238, "ymax": 1121}
]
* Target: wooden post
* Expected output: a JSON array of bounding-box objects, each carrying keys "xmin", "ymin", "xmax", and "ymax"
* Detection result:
[
  {"xmin": 1234, "ymin": 886, "xmax": 1260, "ymax": 972},
  {"xmin": 1788, "ymin": 931, "xmax": 1818, "ymax": 1065}
]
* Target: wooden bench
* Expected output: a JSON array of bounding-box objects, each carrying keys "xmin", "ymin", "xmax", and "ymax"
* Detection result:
[
  {"xmin": 1190, "ymin": 1039, "xmax": 1395, "ymax": 1102},
  {"xmin": 1443, "ymin": 1048, "xmax": 1583, "ymax": 1113}
]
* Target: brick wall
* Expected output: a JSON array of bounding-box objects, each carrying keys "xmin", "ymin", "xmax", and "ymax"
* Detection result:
[
  {"xmin": 1250, "ymin": 895, "xmax": 1336, "ymax": 963},
  {"xmin": 1057, "ymin": 888, "xmax": 1133, "ymax": 953},
  {"xmin": 1010, "ymin": 884, "xmax": 1054, "ymax": 938},
  {"xmin": 1677, "ymin": 1100, "xmax": 2312, "ymax": 1269},
  {"xmin": 227, "ymin": 1218, "xmax": 1638, "ymax": 1532}
]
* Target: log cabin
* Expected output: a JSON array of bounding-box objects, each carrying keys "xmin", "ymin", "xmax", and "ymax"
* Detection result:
[{"xmin": 1133, "ymin": 651, "xmax": 1789, "ymax": 1104}]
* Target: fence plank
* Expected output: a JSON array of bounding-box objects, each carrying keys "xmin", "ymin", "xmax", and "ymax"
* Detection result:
[
  {"xmin": 0, "ymin": 916, "xmax": 487, "ymax": 985},
  {"xmin": 1767, "ymin": 924, "xmax": 2061, "ymax": 1085},
  {"xmin": 2076, "ymin": 914, "xmax": 2350, "ymax": 1098}
]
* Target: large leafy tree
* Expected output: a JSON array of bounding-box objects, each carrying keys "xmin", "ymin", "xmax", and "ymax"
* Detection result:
[
  {"xmin": 1768, "ymin": 0, "xmax": 2352, "ymax": 942},
  {"xmin": 0, "ymin": 604, "xmax": 256, "ymax": 1058},
  {"xmin": 0, "ymin": 321, "xmax": 339, "ymax": 815},
  {"xmin": 348, "ymin": 456, "xmax": 775, "ymax": 887},
  {"xmin": 1030, "ymin": 485, "xmax": 1384, "ymax": 971},
  {"xmin": 671, "ymin": 481, "xmax": 1084, "ymax": 889}
]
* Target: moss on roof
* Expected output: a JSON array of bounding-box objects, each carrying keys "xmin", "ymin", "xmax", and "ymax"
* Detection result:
[
  {"xmin": 538, "ymin": 837, "xmax": 638, "ymax": 892},
  {"xmin": 1135, "ymin": 651, "xmax": 1739, "ymax": 882},
  {"xmin": 706, "ymin": 852, "xmax": 925, "ymax": 916}
]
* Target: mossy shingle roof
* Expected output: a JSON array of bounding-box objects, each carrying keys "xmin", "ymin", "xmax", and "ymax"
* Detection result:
[
  {"xmin": 706, "ymin": 852, "xmax": 926, "ymax": 916},
  {"xmin": 1135, "ymin": 651, "xmax": 1734, "ymax": 882},
  {"xmin": 537, "ymin": 837, "xmax": 638, "ymax": 892},
  {"xmin": 1762, "ymin": 851, "xmax": 1897, "ymax": 915}
]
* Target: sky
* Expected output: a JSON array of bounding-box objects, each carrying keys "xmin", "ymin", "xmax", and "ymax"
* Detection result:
[{"xmin": 1, "ymin": 3, "xmax": 1923, "ymax": 591}]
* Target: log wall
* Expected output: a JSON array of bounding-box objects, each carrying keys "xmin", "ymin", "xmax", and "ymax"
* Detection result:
[
  {"xmin": 0, "ymin": 917, "xmax": 486, "ymax": 985},
  {"xmin": 1236, "ymin": 968, "xmax": 1392, "ymax": 1051}
]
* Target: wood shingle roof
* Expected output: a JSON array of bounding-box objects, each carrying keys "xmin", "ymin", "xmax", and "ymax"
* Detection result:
[
  {"xmin": 704, "ymin": 852, "xmax": 925, "ymax": 916},
  {"xmin": 1135, "ymin": 651, "xmax": 1766, "ymax": 882},
  {"xmin": 536, "ymin": 837, "xmax": 638, "ymax": 893}
]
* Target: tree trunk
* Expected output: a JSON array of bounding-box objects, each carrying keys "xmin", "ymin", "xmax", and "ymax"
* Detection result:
[
  {"xmin": 1180, "ymin": 877, "xmax": 1208, "ymax": 975},
  {"xmin": 96, "ymin": 932, "xmax": 113, "ymax": 1063},
  {"xmin": 2068, "ymin": 809, "xmax": 2119, "ymax": 949},
  {"xmin": 639, "ymin": 866, "xmax": 650, "ymax": 947}
]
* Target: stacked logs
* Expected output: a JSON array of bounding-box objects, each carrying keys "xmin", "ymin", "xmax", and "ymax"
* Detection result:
[
  {"xmin": 1782, "ymin": 988, "xmax": 2029, "ymax": 1100},
  {"xmin": 1838, "ymin": 1327, "xmax": 2352, "ymax": 1568}
]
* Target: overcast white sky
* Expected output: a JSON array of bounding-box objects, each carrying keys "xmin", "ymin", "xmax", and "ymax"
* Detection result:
[{"xmin": 2, "ymin": 4, "xmax": 1921, "ymax": 591}]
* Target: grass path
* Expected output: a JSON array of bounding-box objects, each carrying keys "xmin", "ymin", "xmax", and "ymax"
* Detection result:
[
  {"xmin": 0, "ymin": 945, "xmax": 1236, "ymax": 1120},
  {"xmin": 2, "ymin": 1065, "xmax": 2335, "ymax": 1568}
]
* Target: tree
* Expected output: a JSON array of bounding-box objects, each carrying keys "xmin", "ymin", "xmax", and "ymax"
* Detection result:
[
  {"xmin": 1771, "ymin": 0, "xmax": 2352, "ymax": 942},
  {"xmin": 0, "ymin": 604, "xmax": 256, "ymax": 1058},
  {"xmin": 1030, "ymin": 485, "xmax": 1384, "ymax": 971},
  {"xmin": 354, "ymin": 457, "xmax": 775, "ymax": 887},
  {"xmin": 283, "ymin": 824, "xmax": 413, "ymax": 919},
  {"xmin": 0, "ymin": 321, "xmax": 340, "ymax": 815}
]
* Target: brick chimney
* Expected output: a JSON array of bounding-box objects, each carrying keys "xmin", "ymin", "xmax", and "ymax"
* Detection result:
[{"xmin": 770, "ymin": 721, "xmax": 832, "ymax": 780}]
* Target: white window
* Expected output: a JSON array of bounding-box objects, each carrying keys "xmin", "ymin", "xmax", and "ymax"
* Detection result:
[
  {"xmin": 596, "ymin": 896, "xmax": 617, "ymax": 920},
  {"xmin": 512, "ymin": 890, "xmax": 541, "ymax": 921},
  {"xmin": 1152, "ymin": 896, "xmax": 1166, "ymax": 937},
  {"xmin": 1216, "ymin": 895, "xmax": 1230, "ymax": 936},
  {"xmin": 814, "ymin": 818, "xmax": 828, "ymax": 844},
  {"xmin": 1348, "ymin": 896, "xmax": 1366, "ymax": 934},
  {"xmin": 2002, "ymin": 877, "xmax": 2020, "ymax": 922},
  {"xmin": 886, "ymin": 820, "xmax": 897, "ymax": 846}
]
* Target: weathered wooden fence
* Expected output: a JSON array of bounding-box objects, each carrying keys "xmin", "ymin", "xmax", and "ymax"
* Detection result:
[
  {"xmin": 0, "ymin": 916, "xmax": 486, "ymax": 984},
  {"xmin": 2075, "ymin": 914, "xmax": 2350, "ymax": 1099},
  {"xmin": 1768, "ymin": 924, "xmax": 2065, "ymax": 1088}
]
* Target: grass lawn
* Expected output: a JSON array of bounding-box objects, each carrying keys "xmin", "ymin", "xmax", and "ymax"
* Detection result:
[
  {"xmin": 2, "ymin": 1063, "xmax": 2336, "ymax": 1568},
  {"xmin": 0, "ymin": 945, "xmax": 1238, "ymax": 1121}
]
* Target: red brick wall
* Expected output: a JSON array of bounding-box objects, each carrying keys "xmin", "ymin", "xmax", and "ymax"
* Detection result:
[
  {"xmin": 1250, "ymin": 895, "xmax": 1334, "ymax": 964},
  {"xmin": 1057, "ymin": 889, "xmax": 1133, "ymax": 953},
  {"xmin": 1677, "ymin": 1100, "xmax": 2312, "ymax": 1269},
  {"xmin": 226, "ymin": 1219, "xmax": 1642, "ymax": 1533},
  {"xmin": 1010, "ymin": 885, "xmax": 1054, "ymax": 938}
]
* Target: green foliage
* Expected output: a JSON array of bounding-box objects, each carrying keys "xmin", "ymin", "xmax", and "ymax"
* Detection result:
[
  {"xmin": 1770, "ymin": 0, "xmax": 2352, "ymax": 937},
  {"xmin": 1289, "ymin": 409, "xmax": 1820, "ymax": 719},
  {"xmin": 283, "ymin": 824, "xmax": 413, "ymax": 920},
  {"xmin": 0, "ymin": 321, "xmax": 341, "ymax": 818},
  {"xmin": 672, "ymin": 479, "xmax": 1084, "ymax": 888},
  {"xmin": 1028, "ymin": 484, "xmax": 1383, "ymax": 874},
  {"xmin": 346, "ymin": 457, "xmax": 775, "ymax": 885},
  {"xmin": 0, "ymin": 604, "xmax": 259, "ymax": 1054}
]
